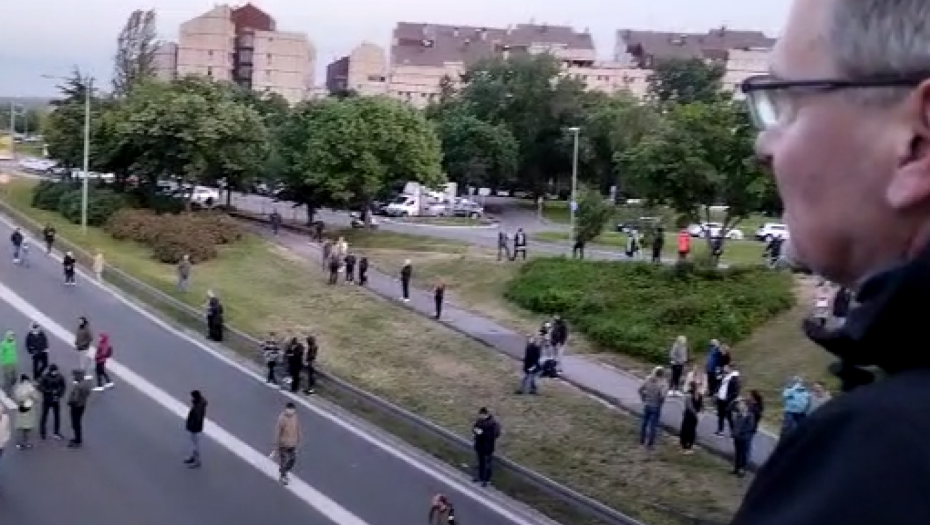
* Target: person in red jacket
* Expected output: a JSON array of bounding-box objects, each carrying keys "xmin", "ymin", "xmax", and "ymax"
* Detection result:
[
  {"xmin": 677, "ymin": 230, "xmax": 691, "ymax": 261},
  {"xmin": 93, "ymin": 333, "xmax": 114, "ymax": 392}
]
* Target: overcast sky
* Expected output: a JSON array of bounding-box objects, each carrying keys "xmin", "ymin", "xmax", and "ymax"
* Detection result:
[{"xmin": 0, "ymin": 0, "xmax": 792, "ymax": 97}]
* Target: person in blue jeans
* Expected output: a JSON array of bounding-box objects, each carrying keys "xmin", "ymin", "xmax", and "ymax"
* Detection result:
[
  {"xmin": 781, "ymin": 376, "xmax": 811, "ymax": 437},
  {"xmin": 516, "ymin": 335, "xmax": 541, "ymax": 395},
  {"xmin": 638, "ymin": 367, "xmax": 668, "ymax": 449}
]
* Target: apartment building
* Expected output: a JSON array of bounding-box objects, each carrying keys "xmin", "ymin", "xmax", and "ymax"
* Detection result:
[
  {"xmin": 325, "ymin": 42, "xmax": 389, "ymax": 96},
  {"xmin": 615, "ymin": 27, "xmax": 775, "ymax": 96},
  {"xmin": 163, "ymin": 3, "xmax": 316, "ymax": 104},
  {"xmin": 152, "ymin": 42, "xmax": 178, "ymax": 81},
  {"xmin": 384, "ymin": 22, "xmax": 639, "ymax": 108}
]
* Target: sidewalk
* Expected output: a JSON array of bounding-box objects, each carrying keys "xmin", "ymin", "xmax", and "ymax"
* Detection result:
[{"xmin": 248, "ymin": 219, "xmax": 779, "ymax": 467}]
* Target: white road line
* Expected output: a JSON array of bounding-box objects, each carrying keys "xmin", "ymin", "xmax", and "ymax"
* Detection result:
[
  {"xmin": 0, "ymin": 213, "xmax": 545, "ymax": 525},
  {"xmin": 0, "ymin": 280, "xmax": 370, "ymax": 525}
]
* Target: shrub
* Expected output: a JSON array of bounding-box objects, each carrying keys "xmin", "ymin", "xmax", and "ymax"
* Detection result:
[
  {"xmin": 50, "ymin": 186, "xmax": 128, "ymax": 227},
  {"xmin": 31, "ymin": 180, "xmax": 77, "ymax": 211},
  {"xmin": 149, "ymin": 219, "xmax": 217, "ymax": 264},
  {"xmin": 103, "ymin": 208, "xmax": 237, "ymax": 264},
  {"xmin": 504, "ymin": 258, "xmax": 795, "ymax": 362},
  {"xmin": 194, "ymin": 211, "xmax": 243, "ymax": 244},
  {"xmin": 104, "ymin": 209, "xmax": 162, "ymax": 243}
]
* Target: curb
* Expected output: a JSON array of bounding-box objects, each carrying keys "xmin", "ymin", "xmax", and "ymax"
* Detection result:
[{"xmin": 381, "ymin": 217, "xmax": 500, "ymax": 230}]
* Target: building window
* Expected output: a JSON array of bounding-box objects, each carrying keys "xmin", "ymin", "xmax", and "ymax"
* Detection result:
[
  {"xmin": 266, "ymin": 70, "xmax": 271, "ymax": 78},
  {"xmin": 267, "ymin": 53, "xmax": 272, "ymax": 62},
  {"xmin": 207, "ymin": 67, "xmax": 213, "ymax": 77},
  {"xmin": 208, "ymin": 50, "xmax": 214, "ymax": 57}
]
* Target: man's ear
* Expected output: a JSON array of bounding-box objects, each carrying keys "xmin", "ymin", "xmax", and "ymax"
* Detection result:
[{"xmin": 888, "ymin": 83, "xmax": 930, "ymax": 210}]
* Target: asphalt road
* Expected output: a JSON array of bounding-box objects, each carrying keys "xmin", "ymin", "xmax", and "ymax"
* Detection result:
[{"xmin": 0, "ymin": 218, "xmax": 549, "ymax": 525}]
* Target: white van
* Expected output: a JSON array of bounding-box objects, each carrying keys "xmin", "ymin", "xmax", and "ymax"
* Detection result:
[
  {"xmin": 385, "ymin": 194, "xmax": 421, "ymax": 216},
  {"xmin": 190, "ymin": 186, "xmax": 220, "ymax": 206}
]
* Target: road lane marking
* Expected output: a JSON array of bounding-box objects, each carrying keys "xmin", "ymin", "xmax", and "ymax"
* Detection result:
[
  {"xmin": 0, "ymin": 280, "xmax": 371, "ymax": 525},
  {"xmin": 0, "ymin": 214, "xmax": 551, "ymax": 525}
]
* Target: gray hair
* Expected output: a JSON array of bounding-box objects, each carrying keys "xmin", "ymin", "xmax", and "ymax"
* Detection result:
[{"xmin": 829, "ymin": 0, "xmax": 930, "ymax": 103}]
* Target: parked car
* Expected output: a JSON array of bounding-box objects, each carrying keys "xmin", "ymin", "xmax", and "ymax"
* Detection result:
[
  {"xmin": 616, "ymin": 216, "xmax": 661, "ymax": 234},
  {"xmin": 423, "ymin": 202, "xmax": 451, "ymax": 217},
  {"xmin": 452, "ymin": 199, "xmax": 484, "ymax": 218},
  {"xmin": 689, "ymin": 222, "xmax": 744, "ymax": 240},
  {"xmin": 190, "ymin": 186, "xmax": 221, "ymax": 206},
  {"xmin": 755, "ymin": 222, "xmax": 790, "ymax": 242}
]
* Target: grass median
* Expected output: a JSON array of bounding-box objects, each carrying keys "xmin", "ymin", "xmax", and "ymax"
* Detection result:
[{"xmin": 1, "ymin": 179, "xmax": 748, "ymax": 525}]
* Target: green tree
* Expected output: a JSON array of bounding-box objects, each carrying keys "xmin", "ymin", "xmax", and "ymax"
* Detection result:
[
  {"xmin": 452, "ymin": 54, "xmax": 589, "ymax": 194},
  {"xmin": 44, "ymin": 70, "xmax": 105, "ymax": 170},
  {"xmin": 431, "ymin": 105, "xmax": 518, "ymax": 189},
  {"xmin": 619, "ymin": 100, "xmax": 766, "ymax": 261},
  {"xmin": 647, "ymin": 57, "xmax": 725, "ymax": 105},
  {"xmin": 574, "ymin": 186, "xmax": 614, "ymax": 256}
]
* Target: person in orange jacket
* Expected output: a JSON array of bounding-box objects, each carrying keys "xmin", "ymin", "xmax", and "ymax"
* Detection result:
[{"xmin": 677, "ymin": 230, "xmax": 691, "ymax": 261}]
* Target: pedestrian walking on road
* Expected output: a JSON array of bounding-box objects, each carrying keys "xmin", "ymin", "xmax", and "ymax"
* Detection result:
[
  {"xmin": 269, "ymin": 210, "xmax": 282, "ymax": 236},
  {"xmin": 472, "ymin": 407, "xmax": 501, "ymax": 487},
  {"xmin": 400, "ymin": 260, "xmax": 412, "ymax": 302},
  {"xmin": 428, "ymin": 494, "xmax": 457, "ymax": 525},
  {"xmin": 205, "ymin": 291, "xmax": 225, "ymax": 342},
  {"xmin": 433, "ymin": 280, "xmax": 445, "ymax": 319},
  {"xmin": 11, "ymin": 375, "xmax": 38, "ymax": 449},
  {"xmin": 358, "ymin": 256, "xmax": 369, "ymax": 286},
  {"xmin": 638, "ymin": 367, "xmax": 668, "ymax": 450},
  {"xmin": 25, "ymin": 322, "xmax": 48, "ymax": 380},
  {"xmin": 496, "ymin": 230, "xmax": 510, "ymax": 261},
  {"xmin": 184, "ymin": 390, "xmax": 207, "ymax": 468},
  {"xmin": 177, "ymin": 255, "xmax": 192, "ymax": 292},
  {"xmin": 274, "ymin": 402, "xmax": 301, "ymax": 485},
  {"xmin": 93, "ymin": 333, "xmax": 114, "ymax": 392},
  {"xmin": 42, "ymin": 224, "xmax": 55, "ymax": 254},
  {"xmin": 38, "ymin": 364, "xmax": 65, "ymax": 440},
  {"xmin": 516, "ymin": 335, "xmax": 541, "ymax": 395},
  {"xmin": 731, "ymin": 399, "xmax": 755, "ymax": 477},
  {"xmin": 74, "ymin": 316, "xmax": 93, "ymax": 380},
  {"xmin": 10, "ymin": 227, "xmax": 23, "ymax": 264},
  {"xmin": 67, "ymin": 369, "xmax": 91, "ymax": 448},
  {"xmin": 715, "ymin": 363, "xmax": 741, "ymax": 437},
  {"xmin": 668, "ymin": 335, "xmax": 689, "ymax": 396},
  {"xmin": 512, "ymin": 228, "xmax": 527, "ymax": 261},
  {"xmin": 62, "ymin": 251, "xmax": 77, "ymax": 286},
  {"xmin": 0, "ymin": 331, "xmax": 17, "ymax": 393},
  {"xmin": 0, "ymin": 406, "xmax": 10, "ymax": 470},
  {"xmin": 550, "ymin": 315, "xmax": 569, "ymax": 367},
  {"xmin": 92, "ymin": 251, "xmax": 105, "ymax": 281}
]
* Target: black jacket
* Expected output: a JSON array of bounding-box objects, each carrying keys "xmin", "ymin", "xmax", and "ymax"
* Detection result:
[
  {"xmin": 38, "ymin": 371, "xmax": 66, "ymax": 403},
  {"xmin": 63, "ymin": 255, "xmax": 75, "ymax": 270},
  {"xmin": 25, "ymin": 330, "xmax": 49, "ymax": 355},
  {"xmin": 472, "ymin": 415, "xmax": 501, "ymax": 454},
  {"xmin": 522, "ymin": 342, "xmax": 541, "ymax": 373},
  {"xmin": 10, "ymin": 231, "xmax": 22, "ymax": 247},
  {"xmin": 732, "ymin": 245, "xmax": 930, "ymax": 525},
  {"xmin": 285, "ymin": 342, "xmax": 304, "ymax": 370},
  {"xmin": 186, "ymin": 396, "xmax": 208, "ymax": 433},
  {"xmin": 550, "ymin": 320, "xmax": 568, "ymax": 345},
  {"xmin": 400, "ymin": 264, "xmax": 412, "ymax": 282}
]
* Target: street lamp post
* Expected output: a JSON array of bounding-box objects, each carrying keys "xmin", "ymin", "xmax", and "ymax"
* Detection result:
[
  {"xmin": 42, "ymin": 73, "xmax": 93, "ymax": 234},
  {"xmin": 567, "ymin": 127, "xmax": 581, "ymax": 245}
]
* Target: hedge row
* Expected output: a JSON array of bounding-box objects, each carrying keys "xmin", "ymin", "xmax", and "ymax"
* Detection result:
[
  {"xmin": 504, "ymin": 258, "xmax": 795, "ymax": 362},
  {"xmin": 31, "ymin": 180, "xmax": 127, "ymax": 227},
  {"xmin": 104, "ymin": 208, "xmax": 243, "ymax": 263}
]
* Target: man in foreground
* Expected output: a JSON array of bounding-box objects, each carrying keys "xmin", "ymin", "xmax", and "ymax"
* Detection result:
[
  {"xmin": 274, "ymin": 402, "xmax": 301, "ymax": 485},
  {"xmin": 733, "ymin": 0, "xmax": 930, "ymax": 523}
]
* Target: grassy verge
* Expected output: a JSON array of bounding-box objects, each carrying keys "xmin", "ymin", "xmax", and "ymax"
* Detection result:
[
  {"xmin": 2, "ymin": 179, "xmax": 743, "ymax": 525},
  {"xmin": 525, "ymin": 200, "xmax": 773, "ymax": 232},
  {"xmin": 532, "ymin": 230, "xmax": 766, "ymax": 266}
]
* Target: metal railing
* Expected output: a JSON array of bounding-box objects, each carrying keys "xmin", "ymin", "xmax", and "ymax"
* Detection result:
[{"xmin": 0, "ymin": 197, "xmax": 708, "ymax": 525}]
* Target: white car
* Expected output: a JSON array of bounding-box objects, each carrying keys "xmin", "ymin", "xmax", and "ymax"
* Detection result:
[
  {"xmin": 190, "ymin": 186, "xmax": 220, "ymax": 205},
  {"xmin": 755, "ymin": 222, "xmax": 790, "ymax": 242},
  {"xmin": 687, "ymin": 222, "xmax": 744, "ymax": 240}
]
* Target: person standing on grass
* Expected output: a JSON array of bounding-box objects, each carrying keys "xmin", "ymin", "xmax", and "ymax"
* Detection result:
[
  {"xmin": 0, "ymin": 331, "xmax": 17, "ymax": 394},
  {"xmin": 260, "ymin": 334, "xmax": 281, "ymax": 386},
  {"xmin": 274, "ymin": 402, "xmax": 301, "ymax": 485},
  {"xmin": 344, "ymin": 253, "xmax": 357, "ymax": 284},
  {"xmin": 177, "ymin": 255, "xmax": 192, "ymax": 293},
  {"xmin": 512, "ymin": 228, "xmax": 527, "ymax": 260},
  {"xmin": 62, "ymin": 251, "xmax": 76, "ymax": 286},
  {"xmin": 781, "ymin": 376, "xmax": 810, "ymax": 437},
  {"xmin": 321, "ymin": 239, "xmax": 333, "ymax": 269},
  {"xmin": 677, "ymin": 229, "xmax": 690, "ymax": 262},
  {"xmin": 66, "ymin": 369, "xmax": 91, "ymax": 448},
  {"xmin": 496, "ymin": 229, "xmax": 510, "ymax": 262},
  {"xmin": 668, "ymin": 335, "xmax": 689, "ymax": 396},
  {"xmin": 731, "ymin": 398, "xmax": 755, "ymax": 478},
  {"xmin": 184, "ymin": 390, "xmax": 207, "ymax": 468},
  {"xmin": 679, "ymin": 380, "xmax": 703, "ymax": 454},
  {"xmin": 74, "ymin": 317, "xmax": 93, "ymax": 380},
  {"xmin": 205, "ymin": 291, "xmax": 225, "ymax": 342},
  {"xmin": 303, "ymin": 335, "xmax": 317, "ymax": 395},
  {"xmin": 651, "ymin": 227, "xmax": 665, "ymax": 264},
  {"xmin": 714, "ymin": 363, "xmax": 741, "ymax": 437},
  {"xmin": 42, "ymin": 224, "xmax": 55, "ymax": 254},
  {"xmin": 93, "ymin": 333, "xmax": 114, "ymax": 392},
  {"xmin": 38, "ymin": 364, "xmax": 65, "ymax": 441},
  {"xmin": 638, "ymin": 366, "xmax": 668, "ymax": 450},
  {"xmin": 358, "ymin": 256, "xmax": 369, "ymax": 286},
  {"xmin": 327, "ymin": 254, "xmax": 340, "ymax": 285},
  {"xmin": 472, "ymin": 407, "xmax": 501, "ymax": 487},
  {"xmin": 433, "ymin": 280, "xmax": 445, "ymax": 319},
  {"xmin": 92, "ymin": 251, "xmax": 105, "ymax": 281},
  {"xmin": 400, "ymin": 259, "xmax": 412, "ymax": 302},
  {"xmin": 516, "ymin": 335, "xmax": 541, "ymax": 395},
  {"xmin": 25, "ymin": 322, "xmax": 49, "ymax": 381}
]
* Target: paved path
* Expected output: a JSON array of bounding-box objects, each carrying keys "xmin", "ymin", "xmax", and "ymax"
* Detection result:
[
  {"xmin": 0, "ymin": 216, "xmax": 555, "ymax": 525},
  {"xmin": 252, "ymin": 221, "xmax": 779, "ymax": 468}
]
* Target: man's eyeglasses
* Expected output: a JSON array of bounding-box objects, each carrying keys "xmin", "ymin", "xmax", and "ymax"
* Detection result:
[{"xmin": 739, "ymin": 74, "xmax": 924, "ymax": 130}]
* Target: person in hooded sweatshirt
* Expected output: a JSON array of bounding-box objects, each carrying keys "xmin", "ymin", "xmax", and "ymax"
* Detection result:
[
  {"xmin": 472, "ymin": 407, "xmax": 501, "ymax": 487},
  {"xmin": 274, "ymin": 402, "xmax": 301, "ymax": 485},
  {"xmin": 781, "ymin": 376, "xmax": 811, "ymax": 437},
  {"xmin": 0, "ymin": 331, "xmax": 17, "ymax": 393},
  {"xmin": 67, "ymin": 369, "xmax": 92, "ymax": 448},
  {"xmin": 62, "ymin": 251, "xmax": 76, "ymax": 285},
  {"xmin": 38, "ymin": 364, "xmax": 66, "ymax": 441},
  {"xmin": 74, "ymin": 316, "xmax": 93, "ymax": 380},
  {"xmin": 93, "ymin": 333, "xmax": 114, "ymax": 391},
  {"xmin": 25, "ymin": 322, "xmax": 49, "ymax": 380},
  {"xmin": 184, "ymin": 390, "xmax": 207, "ymax": 468}
]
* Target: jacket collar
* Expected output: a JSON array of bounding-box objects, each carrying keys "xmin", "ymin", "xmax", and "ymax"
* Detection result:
[{"xmin": 807, "ymin": 243, "xmax": 930, "ymax": 390}]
